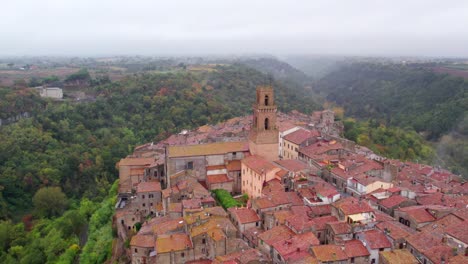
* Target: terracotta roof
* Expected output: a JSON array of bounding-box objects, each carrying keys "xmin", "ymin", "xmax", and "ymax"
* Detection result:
[
  {"xmin": 274, "ymin": 210, "xmax": 294, "ymax": 225},
  {"xmin": 311, "ymin": 245, "xmax": 348, "ymax": 262},
  {"xmin": 283, "ymin": 129, "xmax": 318, "ymax": 145},
  {"xmin": 379, "ymin": 250, "xmax": 418, "ymax": 264},
  {"xmin": 214, "ymin": 248, "xmax": 263, "ymax": 264},
  {"xmin": 445, "ymin": 222, "xmax": 468, "ymax": 243},
  {"xmin": 130, "ymin": 234, "xmax": 154, "ymax": 248},
  {"xmin": 327, "ymin": 221, "xmax": 352, "ymax": 235},
  {"xmin": 190, "ymin": 218, "xmax": 234, "ymax": 241},
  {"xmin": 119, "ymin": 157, "xmax": 153, "ymax": 166},
  {"xmin": 226, "ymin": 160, "xmax": 241, "ymax": 171},
  {"xmin": 274, "ymin": 159, "xmax": 308, "ymax": 172},
  {"xmin": 272, "ymin": 232, "xmax": 320, "ymax": 258},
  {"xmin": 286, "ymin": 214, "xmax": 315, "ymax": 233},
  {"xmin": 258, "ymin": 225, "xmax": 294, "ymax": 245},
  {"xmin": 395, "ymin": 206, "xmax": 436, "ymax": 224},
  {"xmin": 156, "ymin": 233, "xmax": 192, "ymax": 253},
  {"xmin": 278, "ymin": 121, "xmax": 297, "ymax": 132},
  {"xmin": 228, "ymin": 207, "xmax": 260, "ymax": 224},
  {"xmin": 362, "ymin": 229, "xmax": 392, "ymax": 249},
  {"xmin": 419, "ymin": 214, "xmax": 464, "ymax": 236},
  {"xmin": 206, "ymin": 174, "xmax": 233, "ymax": 185},
  {"xmin": 379, "ymin": 195, "xmax": 408, "ymax": 208},
  {"xmin": 344, "ymin": 240, "xmax": 370, "ymax": 258},
  {"xmin": 152, "ymin": 217, "xmax": 184, "ymax": 235},
  {"xmin": 136, "ymin": 181, "xmax": 161, "ymax": 193},
  {"xmin": 311, "ymin": 215, "xmax": 338, "ymax": 230},
  {"xmin": 308, "ymin": 204, "xmax": 332, "ymax": 217},
  {"xmin": 422, "ymin": 245, "xmax": 454, "ymax": 264},
  {"xmin": 299, "ymin": 141, "xmax": 344, "ymax": 158},
  {"xmin": 168, "ymin": 202, "xmax": 182, "ymax": 213},
  {"xmin": 374, "ymin": 210, "xmax": 395, "ymax": 222},
  {"xmin": 168, "ymin": 141, "xmax": 248, "ymax": 157},
  {"xmin": 183, "ymin": 206, "xmax": 227, "ymax": 225},
  {"xmin": 333, "ymin": 197, "xmax": 373, "ymax": 215},
  {"xmin": 242, "ymin": 155, "xmax": 279, "ymax": 175},
  {"xmin": 406, "ymin": 232, "xmax": 442, "ymax": 252},
  {"xmin": 182, "ymin": 199, "xmax": 202, "ymax": 210},
  {"xmin": 447, "ymin": 255, "xmax": 468, "ymax": 264},
  {"xmin": 376, "ymin": 221, "xmax": 416, "ymax": 241}
]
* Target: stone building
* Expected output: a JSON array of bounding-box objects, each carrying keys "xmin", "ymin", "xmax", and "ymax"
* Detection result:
[
  {"xmin": 165, "ymin": 141, "xmax": 248, "ymax": 187},
  {"xmin": 248, "ymin": 85, "xmax": 279, "ymax": 162}
]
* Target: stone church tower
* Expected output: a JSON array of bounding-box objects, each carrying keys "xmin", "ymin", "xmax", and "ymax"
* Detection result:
[{"xmin": 248, "ymin": 85, "xmax": 279, "ymax": 161}]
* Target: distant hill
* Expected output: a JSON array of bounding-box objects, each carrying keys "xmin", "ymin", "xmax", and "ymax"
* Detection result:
[{"xmin": 315, "ymin": 62, "xmax": 467, "ymax": 175}]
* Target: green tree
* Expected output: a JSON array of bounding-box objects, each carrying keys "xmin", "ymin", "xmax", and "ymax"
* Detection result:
[{"xmin": 32, "ymin": 187, "xmax": 67, "ymax": 218}]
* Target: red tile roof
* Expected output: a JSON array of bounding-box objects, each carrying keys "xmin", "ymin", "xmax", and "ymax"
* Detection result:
[
  {"xmin": 379, "ymin": 250, "xmax": 418, "ymax": 264},
  {"xmin": 344, "ymin": 240, "xmax": 370, "ymax": 258},
  {"xmin": 395, "ymin": 206, "xmax": 436, "ymax": 224},
  {"xmin": 286, "ymin": 214, "xmax": 315, "ymax": 233},
  {"xmin": 130, "ymin": 234, "xmax": 154, "ymax": 248},
  {"xmin": 226, "ymin": 160, "xmax": 241, "ymax": 171},
  {"xmin": 445, "ymin": 222, "xmax": 468, "ymax": 244},
  {"xmin": 283, "ymin": 129, "xmax": 319, "ymax": 145},
  {"xmin": 311, "ymin": 245, "xmax": 348, "ymax": 262},
  {"xmin": 228, "ymin": 207, "xmax": 260, "ymax": 224},
  {"xmin": 311, "ymin": 215, "xmax": 338, "ymax": 230},
  {"xmin": 327, "ymin": 221, "xmax": 352, "ymax": 235},
  {"xmin": 136, "ymin": 181, "xmax": 161, "ymax": 193},
  {"xmin": 242, "ymin": 155, "xmax": 279, "ymax": 175},
  {"xmin": 376, "ymin": 221, "xmax": 416, "ymax": 241},
  {"xmin": 422, "ymin": 245, "xmax": 454, "ymax": 264},
  {"xmin": 206, "ymin": 174, "xmax": 233, "ymax": 185},
  {"xmin": 406, "ymin": 232, "xmax": 442, "ymax": 252},
  {"xmin": 272, "ymin": 232, "xmax": 320, "ymax": 258},
  {"xmin": 308, "ymin": 204, "xmax": 332, "ymax": 217},
  {"xmin": 379, "ymin": 195, "xmax": 408, "ymax": 208},
  {"xmin": 258, "ymin": 225, "xmax": 294, "ymax": 245},
  {"xmin": 119, "ymin": 157, "xmax": 154, "ymax": 166},
  {"xmin": 362, "ymin": 229, "xmax": 392, "ymax": 249},
  {"xmin": 333, "ymin": 197, "xmax": 373, "ymax": 215},
  {"xmin": 274, "ymin": 159, "xmax": 308, "ymax": 172},
  {"xmin": 299, "ymin": 141, "xmax": 344, "ymax": 158},
  {"xmin": 156, "ymin": 233, "xmax": 192, "ymax": 253}
]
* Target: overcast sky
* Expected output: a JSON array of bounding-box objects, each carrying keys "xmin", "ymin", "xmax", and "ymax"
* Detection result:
[{"xmin": 1, "ymin": 0, "xmax": 468, "ymax": 57}]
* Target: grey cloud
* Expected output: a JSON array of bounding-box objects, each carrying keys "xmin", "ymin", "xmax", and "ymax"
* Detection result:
[{"xmin": 1, "ymin": 0, "xmax": 468, "ymax": 57}]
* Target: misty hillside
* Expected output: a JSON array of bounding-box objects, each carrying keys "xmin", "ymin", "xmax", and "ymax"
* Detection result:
[{"xmin": 314, "ymin": 62, "xmax": 467, "ymax": 175}]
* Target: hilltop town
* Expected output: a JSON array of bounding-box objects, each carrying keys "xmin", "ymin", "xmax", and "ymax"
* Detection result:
[{"xmin": 114, "ymin": 85, "xmax": 467, "ymax": 264}]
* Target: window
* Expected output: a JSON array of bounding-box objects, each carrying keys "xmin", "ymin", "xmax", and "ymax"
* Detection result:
[
  {"xmin": 135, "ymin": 248, "xmax": 138, "ymax": 253},
  {"xmin": 264, "ymin": 118, "xmax": 269, "ymax": 130},
  {"xmin": 202, "ymin": 238, "xmax": 206, "ymax": 244},
  {"xmin": 181, "ymin": 252, "xmax": 185, "ymax": 258},
  {"xmin": 351, "ymin": 257, "xmax": 355, "ymax": 263},
  {"xmin": 371, "ymin": 259, "xmax": 375, "ymax": 264},
  {"xmin": 142, "ymin": 203, "xmax": 145, "ymax": 207},
  {"xmin": 142, "ymin": 195, "xmax": 145, "ymax": 199},
  {"xmin": 233, "ymin": 152, "xmax": 237, "ymax": 157},
  {"xmin": 317, "ymin": 232, "xmax": 321, "ymax": 238},
  {"xmin": 150, "ymin": 203, "xmax": 153, "ymax": 206},
  {"xmin": 187, "ymin": 161, "xmax": 193, "ymax": 170},
  {"xmin": 265, "ymin": 95, "xmax": 269, "ymax": 106}
]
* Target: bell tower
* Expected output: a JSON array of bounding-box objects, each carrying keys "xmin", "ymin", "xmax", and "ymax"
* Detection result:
[{"xmin": 248, "ymin": 85, "xmax": 279, "ymax": 161}]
